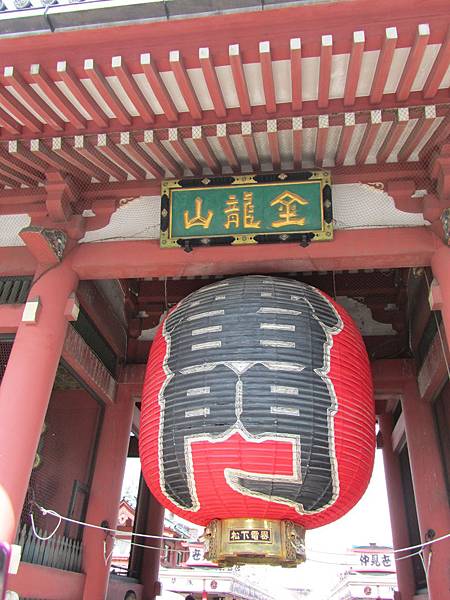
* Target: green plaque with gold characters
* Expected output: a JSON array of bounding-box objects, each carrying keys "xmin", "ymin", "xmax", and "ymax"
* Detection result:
[{"xmin": 160, "ymin": 171, "xmax": 332, "ymax": 250}]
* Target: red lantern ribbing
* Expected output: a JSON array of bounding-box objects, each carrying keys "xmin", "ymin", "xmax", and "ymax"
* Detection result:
[{"xmin": 140, "ymin": 276, "xmax": 375, "ymax": 566}]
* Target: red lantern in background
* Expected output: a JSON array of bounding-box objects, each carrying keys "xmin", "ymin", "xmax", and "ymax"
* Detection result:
[{"xmin": 140, "ymin": 276, "xmax": 375, "ymax": 566}]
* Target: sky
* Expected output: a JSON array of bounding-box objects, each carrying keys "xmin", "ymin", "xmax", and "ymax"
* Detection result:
[{"xmin": 122, "ymin": 449, "xmax": 393, "ymax": 599}]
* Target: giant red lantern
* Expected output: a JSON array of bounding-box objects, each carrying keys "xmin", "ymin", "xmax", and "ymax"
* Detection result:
[{"xmin": 140, "ymin": 276, "xmax": 375, "ymax": 566}]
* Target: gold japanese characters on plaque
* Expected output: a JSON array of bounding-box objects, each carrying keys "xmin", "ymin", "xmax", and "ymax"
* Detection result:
[{"xmin": 160, "ymin": 171, "xmax": 333, "ymax": 249}]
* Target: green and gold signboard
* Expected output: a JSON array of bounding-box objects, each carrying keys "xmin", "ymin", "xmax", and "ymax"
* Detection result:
[{"xmin": 160, "ymin": 171, "xmax": 332, "ymax": 249}]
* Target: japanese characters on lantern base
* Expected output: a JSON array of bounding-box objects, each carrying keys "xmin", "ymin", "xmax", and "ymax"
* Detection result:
[{"xmin": 203, "ymin": 518, "xmax": 306, "ymax": 567}]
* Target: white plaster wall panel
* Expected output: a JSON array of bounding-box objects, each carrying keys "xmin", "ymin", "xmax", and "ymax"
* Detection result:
[
  {"xmin": 301, "ymin": 127, "xmax": 317, "ymax": 168},
  {"xmin": 411, "ymin": 44, "xmax": 441, "ymax": 91},
  {"xmin": 323, "ymin": 125, "xmax": 342, "ymax": 167},
  {"xmin": 81, "ymin": 196, "xmax": 161, "ymax": 243},
  {"xmin": 386, "ymin": 118, "xmax": 418, "ymax": 162},
  {"xmin": 335, "ymin": 296, "xmax": 396, "ymax": 336},
  {"xmin": 30, "ymin": 83, "xmax": 69, "ymax": 122},
  {"xmin": 277, "ymin": 129, "xmax": 292, "ymax": 168},
  {"xmin": 76, "ymin": 184, "xmax": 428, "ymax": 244},
  {"xmin": 160, "ymin": 139, "xmax": 191, "ymax": 177},
  {"xmin": 5, "ymin": 84, "xmax": 46, "ymax": 123},
  {"xmin": 183, "ymin": 137, "xmax": 214, "ymax": 174},
  {"xmin": 343, "ymin": 123, "xmax": 366, "ymax": 165},
  {"xmin": 133, "ymin": 73, "xmax": 164, "ymax": 114},
  {"xmin": 228, "ymin": 134, "xmax": 249, "ymax": 167},
  {"xmin": 186, "ymin": 67, "xmax": 214, "ymax": 111},
  {"xmin": 55, "ymin": 80, "xmax": 93, "ymax": 120},
  {"xmin": 253, "ymin": 131, "xmax": 271, "ymax": 170},
  {"xmin": 0, "ymin": 101, "xmax": 24, "ymax": 124},
  {"xmin": 106, "ymin": 75, "xmax": 140, "ymax": 116},
  {"xmin": 356, "ymin": 50, "xmax": 379, "ymax": 97},
  {"xmin": 329, "ymin": 53, "xmax": 349, "ymax": 99},
  {"xmin": 243, "ymin": 62, "xmax": 265, "ymax": 106},
  {"xmin": 409, "ymin": 116, "xmax": 443, "ymax": 161},
  {"xmin": 384, "ymin": 47, "xmax": 410, "ymax": 95},
  {"xmin": 271, "ymin": 59, "xmax": 292, "ymax": 104},
  {"xmin": 440, "ymin": 64, "xmax": 450, "ymax": 88},
  {"xmin": 301, "ymin": 56, "xmax": 320, "ymax": 101},
  {"xmin": 81, "ymin": 78, "xmax": 115, "ymax": 118},
  {"xmin": 159, "ymin": 71, "xmax": 189, "ymax": 112},
  {"xmin": 365, "ymin": 122, "xmax": 392, "ymax": 164},
  {"xmin": 206, "ymin": 135, "xmax": 228, "ymax": 167},
  {"xmin": 332, "ymin": 184, "xmax": 427, "ymax": 229},
  {"xmin": 215, "ymin": 65, "xmax": 239, "ymax": 108},
  {"xmin": 0, "ymin": 215, "xmax": 29, "ymax": 246}
]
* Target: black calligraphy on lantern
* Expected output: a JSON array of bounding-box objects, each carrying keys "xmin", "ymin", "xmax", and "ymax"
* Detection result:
[{"xmin": 157, "ymin": 277, "xmax": 343, "ymax": 515}]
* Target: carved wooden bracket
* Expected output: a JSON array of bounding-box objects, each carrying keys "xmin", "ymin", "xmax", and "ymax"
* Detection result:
[{"xmin": 19, "ymin": 226, "xmax": 68, "ymax": 265}]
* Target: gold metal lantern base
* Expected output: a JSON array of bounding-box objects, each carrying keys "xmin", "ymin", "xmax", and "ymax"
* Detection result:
[{"xmin": 204, "ymin": 518, "xmax": 306, "ymax": 567}]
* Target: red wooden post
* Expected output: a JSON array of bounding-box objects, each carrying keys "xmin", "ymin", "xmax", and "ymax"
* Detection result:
[
  {"xmin": 431, "ymin": 246, "xmax": 450, "ymax": 349},
  {"xmin": 379, "ymin": 413, "xmax": 415, "ymax": 600},
  {"xmin": 140, "ymin": 491, "xmax": 164, "ymax": 600},
  {"xmin": 81, "ymin": 384, "xmax": 134, "ymax": 600},
  {"xmin": 0, "ymin": 261, "xmax": 78, "ymax": 544},
  {"xmin": 401, "ymin": 380, "xmax": 450, "ymax": 600}
]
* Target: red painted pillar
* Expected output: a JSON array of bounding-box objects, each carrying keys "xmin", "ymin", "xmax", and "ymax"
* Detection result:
[
  {"xmin": 379, "ymin": 414, "xmax": 415, "ymax": 600},
  {"xmin": 140, "ymin": 491, "xmax": 164, "ymax": 600},
  {"xmin": 82, "ymin": 384, "xmax": 134, "ymax": 600},
  {"xmin": 0, "ymin": 262, "xmax": 78, "ymax": 544},
  {"xmin": 431, "ymin": 246, "xmax": 450, "ymax": 348},
  {"xmin": 401, "ymin": 380, "xmax": 450, "ymax": 600}
]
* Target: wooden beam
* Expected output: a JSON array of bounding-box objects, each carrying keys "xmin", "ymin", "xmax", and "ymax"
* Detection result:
[
  {"xmin": 398, "ymin": 105, "xmax": 436, "ymax": 162},
  {"xmin": 290, "ymin": 38, "xmax": 302, "ymax": 112},
  {"xmin": 119, "ymin": 132, "xmax": 164, "ymax": 179},
  {"xmin": 30, "ymin": 64, "xmax": 86, "ymax": 130},
  {"xmin": 396, "ymin": 24, "xmax": 430, "ymax": 102},
  {"xmin": 30, "ymin": 138, "xmax": 87, "ymax": 181},
  {"xmin": 0, "ymin": 83, "xmax": 42, "ymax": 133},
  {"xmin": 216, "ymin": 124, "xmax": 240, "ymax": 174},
  {"xmin": 3, "ymin": 66, "xmax": 64, "ymax": 131},
  {"xmin": 318, "ymin": 35, "xmax": 333, "ymax": 109},
  {"xmin": 74, "ymin": 136, "xmax": 128, "ymax": 181},
  {"xmin": 167, "ymin": 128, "xmax": 201, "ymax": 175},
  {"xmin": 111, "ymin": 55, "xmax": 155, "ymax": 124},
  {"xmin": 344, "ymin": 31, "xmax": 365, "ymax": 107},
  {"xmin": 97, "ymin": 134, "xmax": 146, "ymax": 180},
  {"xmin": 229, "ymin": 44, "xmax": 251, "ymax": 116},
  {"xmin": 259, "ymin": 41, "xmax": 276, "ymax": 114},
  {"xmin": 241, "ymin": 121, "xmax": 260, "ymax": 171},
  {"xmin": 335, "ymin": 112, "xmax": 356, "ymax": 166},
  {"xmin": 169, "ymin": 50, "xmax": 202, "ymax": 121},
  {"xmin": 370, "ymin": 27, "xmax": 398, "ymax": 104},
  {"xmin": 52, "ymin": 137, "xmax": 109, "ymax": 182},
  {"xmin": 423, "ymin": 26, "xmax": 450, "ymax": 99},
  {"xmin": 70, "ymin": 227, "xmax": 439, "ymax": 280},
  {"xmin": 84, "ymin": 58, "xmax": 131, "ymax": 126},
  {"xmin": 0, "ymin": 105, "xmax": 22, "ymax": 135},
  {"xmin": 143, "ymin": 130, "xmax": 183, "ymax": 177},
  {"xmin": 57, "ymin": 61, "xmax": 109, "ymax": 128},
  {"xmin": 355, "ymin": 110, "xmax": 382, "ymax": 165},
  {"xmin": 199, "ymin": 47, "xmax": 227, "ymax": 119},
  {"xmin": 140, "ymin": 53, "xmax": 178, "ymax": 122},
  {"xmin": 377, "ymin": 108, "xmax": 410, "ymax": 163},
  {"xmin": 191, "ymin": 126, "xmax": 221, "ymax": 174}
]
